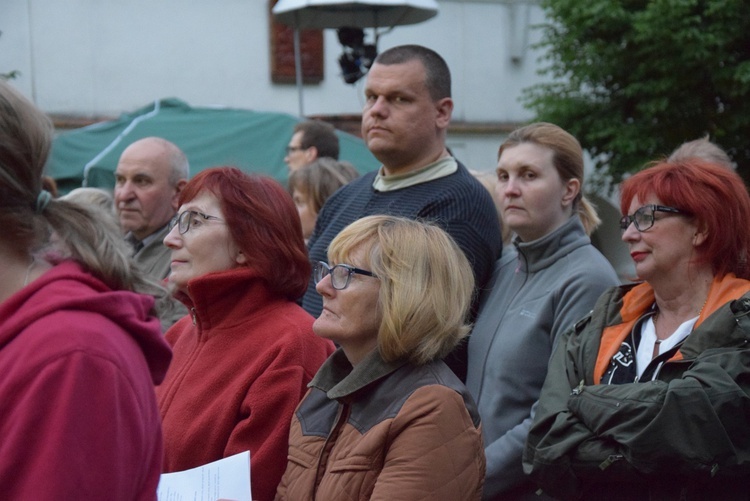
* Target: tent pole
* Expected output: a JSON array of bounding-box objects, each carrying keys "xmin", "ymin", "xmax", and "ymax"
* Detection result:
[{"xmin": 293, "ymin": 27, "xmax": 304, "ymax": 117}]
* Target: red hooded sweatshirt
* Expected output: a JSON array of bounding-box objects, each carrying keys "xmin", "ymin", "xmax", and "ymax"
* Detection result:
[{"xmin": 0, "ymin": 260, "xmax": 172, "ymax": 500}]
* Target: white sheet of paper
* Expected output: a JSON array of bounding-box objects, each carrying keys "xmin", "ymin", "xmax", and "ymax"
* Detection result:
[{"xmin": 157, "ymin": 450, "xmax": 252, "ymax": 501}]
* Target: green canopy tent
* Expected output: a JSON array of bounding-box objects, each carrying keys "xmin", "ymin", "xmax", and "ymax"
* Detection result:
[{"xmin": 46, "ymin": 98, "xmax": 380, "ymax": 194}]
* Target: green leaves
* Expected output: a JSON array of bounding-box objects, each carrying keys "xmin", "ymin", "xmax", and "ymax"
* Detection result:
[{"xmin": 525, "ymin": 0, "xmax": 750, "ymax": 186}]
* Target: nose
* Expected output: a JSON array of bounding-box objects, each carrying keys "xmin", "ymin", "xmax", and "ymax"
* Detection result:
[
  {"xmin": 620, "ymin": 220, "xmax": 639, "ymax": 243},
  {"xmin": 163, "ymin": 224, "xmax": 183, "ymax": 249},
  {"xmin": 366, "ymin": 96, "xmax": 388, "ymax": 118},
  {"xmin": 500, "ymin": 176, "xmax": 520, "ymax": 198},
  {"xmin": 115, "ymin": 181, "xmax": 136, "ymax": 204},
  {"xmin": 315, "ymin": 272, "xmax": 335, "ymax": 298}
]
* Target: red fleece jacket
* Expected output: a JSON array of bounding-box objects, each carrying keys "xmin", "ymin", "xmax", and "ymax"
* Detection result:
[{"xmin": 155, "ymin": 267, "xmax": 334, "ymax": 501}]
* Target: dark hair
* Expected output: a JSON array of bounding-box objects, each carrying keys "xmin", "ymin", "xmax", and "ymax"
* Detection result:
[
  {"xmin": 179, "ymin": 167, "xmax": 310, "ymax": 300},
  {"xmin": 288, "ymin": 158, "xmax": 360, "ymax": 214},
  {"xmin": 293, "ymin": 120, "xmax": 340, "ymax": 160},
  {"xmin": 620, "ymin": 159, "xmax": 750, "ymax": 279},
  {"xmin": 374, "ymin": 44, "xmax": 451, "ymax": 101}
]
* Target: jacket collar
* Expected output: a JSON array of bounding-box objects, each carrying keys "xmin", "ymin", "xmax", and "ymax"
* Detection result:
[
  {"xmin": 310, "ymin": 347, "xmax": 407, "ymax": 400},
  {"xmin": 181, "ymin": 267, "xmax": 278, "ymax": 334},
  {"xmin": 513, "ymin": 216, "xmax": 589, "ymax": 273},
  {"xmin": 593, "ymin": 273, "xmax": 750, "ymax": 383},
  {"xmin": 126, "ymin": 223, "xmax": 170, "ymax": 252}
]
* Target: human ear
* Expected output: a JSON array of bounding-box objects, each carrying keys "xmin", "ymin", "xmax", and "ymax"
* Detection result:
[
  {"xmin": 561, "ymin": 178, "xmax": 580, "ymax": 208},
  {"xmin": 435, "ymin": 97, "xmax": 453, "ymax": 129},
  {"xmin": 236, "ymin": 250, "xmax": 247, "ymax": 265},
  {"xmin": 171, "ymin": 179, "xmax": 188, "ymax": 211},
  {"xmin": 693, "ymin": 225, "xmax": 708, "ymax": 247},
  {"xmin": 305, "ymin": 147, "xmax": 318, "ymax": 163}
]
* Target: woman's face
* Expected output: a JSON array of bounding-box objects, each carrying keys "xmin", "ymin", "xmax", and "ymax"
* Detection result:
[
  {"xmin": 313, "ymin": 246, "xmax": 382, "ymax": 366},
  {"xmin": 163, "ymin": 191, "xmax": 246, "ymax": 296},
  {"xmin": 495, "ymin": 142, "xmax": 579, "ymax": 242},
  {"xmin": 292, "ymin": 188, "xmax": 317, "ymax": 240},
  {"xmin": 621, "ymin": 195, "xmax": 701, "ymax": 283}
]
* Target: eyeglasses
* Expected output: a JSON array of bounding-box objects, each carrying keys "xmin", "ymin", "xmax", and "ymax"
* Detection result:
[
  {"xmin": 619, "ymin": 205, "xmax": 683, "ymax": 232},
  {"xmin": 168, "ymin": 210, "xmax": 224, "ymax": 235},
  {"xmin": 313, "ymin": 261, "xmax": 377, "ymax": 290},
  {"xmin": 285, "ymin": 145, "xmax": 306, "ymax": 154}
]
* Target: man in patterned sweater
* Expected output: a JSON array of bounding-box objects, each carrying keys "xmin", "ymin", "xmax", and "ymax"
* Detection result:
[{"xmin": 302, "ymin": 44, "xmax": 503, "ymax": 381}]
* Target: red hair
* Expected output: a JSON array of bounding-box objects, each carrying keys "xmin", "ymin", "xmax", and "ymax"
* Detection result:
[
  {"xmin": 620, "ymin": 159, "xmax": 750, "ymax": 279},
  {"xmin": 179, "ymin": 167, "xmax": 310, "ymax": 300}
]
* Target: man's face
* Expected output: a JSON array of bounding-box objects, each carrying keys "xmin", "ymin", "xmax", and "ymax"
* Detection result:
[
  {"xmin": 114, "ymin": 140, "xmax": 181, "ymax": 241},
  {"xmin": 285, "ymin": 131, "xmax": 317, "ymax": 172},
  {"xmin": 361, "ymin": 59, "xmax": 452, "ymax": 174}
]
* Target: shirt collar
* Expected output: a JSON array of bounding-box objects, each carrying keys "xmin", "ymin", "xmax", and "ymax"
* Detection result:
[
  {"xmin": 372, "ymin": 156, "xmax": 458, "ymax": 192},
  {"xmin": 126, "ymin": 223, "xmax": 170, "ymax": 249}
]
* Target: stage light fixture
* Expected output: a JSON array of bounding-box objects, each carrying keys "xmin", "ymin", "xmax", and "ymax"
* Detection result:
[{"xmin": 337, "ymin": 27, "xmax": 377, "ymax": 84}]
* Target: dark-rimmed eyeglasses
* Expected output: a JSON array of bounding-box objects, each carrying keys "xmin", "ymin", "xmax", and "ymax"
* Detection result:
[
  {"xmin": 313, "ymin": 261, "xmax": 377, "ymax": 290},
  {"xmin": 285, "ymin": 145, "xmax": 306, "ymax": 154},
  {"xmin": 168, "ymin": 210, "xmax": 224, "ymax": 235},
  {"xmin": 619, "ymin": 205, "xmax": 683, "ymax": 232}
]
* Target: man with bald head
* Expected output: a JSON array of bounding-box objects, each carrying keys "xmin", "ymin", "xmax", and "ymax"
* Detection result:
[{"xmin": 114, "ymin": 137, "xmax": 189, "ymax": 281}]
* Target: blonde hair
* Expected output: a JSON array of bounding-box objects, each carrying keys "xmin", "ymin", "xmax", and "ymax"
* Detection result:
[
  {"xmin": 62, "ymin": 187, "xmax": 115, "ymax": 214},
  {"xmin": 328, "ymin": 215, "xmax": 474, "ymax": 365},
  {"xmin": 498, "ymin": 122, "xmax": 601, "ymax": 235},
  {"xmin": 470, "ymin": 169, "xmax": 512, "ymax": 246},
  {"xmin": 668, "ymin": 136, "xmax": 734, "ymax": 170},
  {"xmin": 288, "ymin": 158, "xmax": 359, "ymax": 214}
]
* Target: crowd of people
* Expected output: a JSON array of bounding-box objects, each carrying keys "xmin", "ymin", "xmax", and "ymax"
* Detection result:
[{"xmin": 2, "ymin": 41, "xmax": 749, "ymax": 501}]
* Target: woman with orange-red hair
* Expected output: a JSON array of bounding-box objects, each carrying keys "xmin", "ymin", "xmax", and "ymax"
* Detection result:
[
  {"xmin": 155, "ymin": 167, "xmax": 334, "ymax": 501},
  {"xmin": 524, "ymin": 159, "xmax": 750, "ymax": 500}
]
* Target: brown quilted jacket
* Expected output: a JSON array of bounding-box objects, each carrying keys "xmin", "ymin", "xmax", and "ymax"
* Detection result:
[{"xmin": 275, "ymin": 348, "xmax": 485, "ymax": 501}]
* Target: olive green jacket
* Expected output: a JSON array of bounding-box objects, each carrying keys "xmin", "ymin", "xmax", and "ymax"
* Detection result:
[{"xmin": 523, "ymin": 278, "xmax": 750, "ymax": 500}]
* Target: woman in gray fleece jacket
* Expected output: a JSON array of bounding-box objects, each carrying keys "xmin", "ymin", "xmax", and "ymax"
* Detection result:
[{"xmin": 466, "ymin": 123, "xmax": 619, "ymax": 500}]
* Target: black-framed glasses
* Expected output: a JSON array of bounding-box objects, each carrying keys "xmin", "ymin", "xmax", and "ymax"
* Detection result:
[
  {"xmin": 168, "ymin": 210, "xmax": 224, "ymax": 235},
  {"xmin": 285, "ymin": 145, "xmax": 306, "ymax": 154},
  {"xmin": 313, "ymin": 261, "xmax": 377, "ymax": 290},
  {"xmin": 619, "ymin": 204, "xmax": 683, "ymax": 232}
]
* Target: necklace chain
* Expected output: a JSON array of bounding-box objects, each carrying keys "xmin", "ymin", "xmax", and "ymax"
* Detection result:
[
  {"xmin": 697, "ymin": 296, "xmax": 709, "ymax": 318},
  {"xmin": 653, "ymin": 294, "xmax": 709, "ymax": 344}
]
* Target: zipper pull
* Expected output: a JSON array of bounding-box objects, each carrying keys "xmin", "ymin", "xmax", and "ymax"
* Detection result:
[
  {"xmin": 571, "ymin": 379, "xmax": 585, "ymax": 395},
  {"xmin": 599, "ymin": 454, "xmax": 624, "ymax": 470},
  {"xmin": 710, "ymin": 463, "xmax": 719, "ymax": 477}
]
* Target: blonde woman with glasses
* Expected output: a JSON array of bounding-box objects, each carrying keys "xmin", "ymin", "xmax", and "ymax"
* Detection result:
[{"xmin": 276, "ymin": 215, "xmax": 485, "ymax": 500}]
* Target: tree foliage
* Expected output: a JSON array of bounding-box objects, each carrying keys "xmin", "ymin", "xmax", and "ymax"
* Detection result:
[{"xmin": 524, "ymin": 0, "xmax": 750, "ymax": 186}]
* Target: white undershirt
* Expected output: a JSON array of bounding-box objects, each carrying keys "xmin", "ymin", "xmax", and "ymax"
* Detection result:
[{"xmin": 636, "ymin": 315, "xmax": 698, "ymax": 378}]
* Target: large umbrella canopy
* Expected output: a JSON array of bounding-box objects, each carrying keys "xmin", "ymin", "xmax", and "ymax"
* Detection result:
[
  {"xmin": 272, "ymin": 0, "xmax": 439, "ymax": 115},
  {"xmin": 272, "ymin": 0, "xmax": 439, "ymax": 29},
  {"xmin": 47, "ymin": 98, "xmax": 380, "ymax": 195}
]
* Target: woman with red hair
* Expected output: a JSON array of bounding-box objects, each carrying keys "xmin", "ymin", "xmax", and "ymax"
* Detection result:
[
  {"xmin": 156, "ymin": 167, "xmax": 334, "ymax": 501},
  {"xmin": 524, "ymin": 159, "xmax": 750, "ymax": 500}
]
